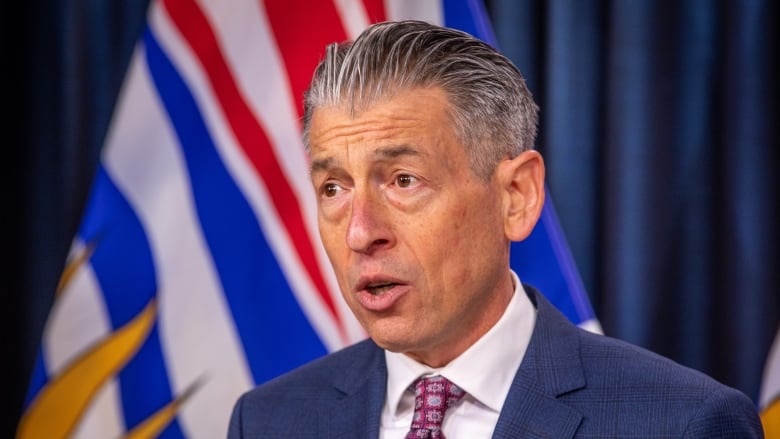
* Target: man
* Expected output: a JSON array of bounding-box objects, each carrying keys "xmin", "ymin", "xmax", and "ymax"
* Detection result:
[{"xmin": 228, "ymin": 20, "xmax": 763, "ymax": 438}]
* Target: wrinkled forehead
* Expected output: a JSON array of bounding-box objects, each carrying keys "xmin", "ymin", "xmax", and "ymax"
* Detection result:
[
  {"xmin": 313, "ymin": 86, "xmax": 452, "ymax": 135},
  {"xmin": 307, "ymin": 87, "xmax": 462, "ymax": 166},
  {"xmin": 305, "ymin": 84, "xmax": 458, "ymax": 148}
]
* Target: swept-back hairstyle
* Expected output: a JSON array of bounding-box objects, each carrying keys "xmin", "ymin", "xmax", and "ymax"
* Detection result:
[{"xmin": 302, "ymin": 20, "xmax": 539, "ymax": 180}]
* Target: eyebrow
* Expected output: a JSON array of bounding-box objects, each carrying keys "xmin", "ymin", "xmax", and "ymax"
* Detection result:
[
  {"xmin": 309, "ymin": 145, "xmax": 422, "ymax": 174},
  {"xmin": 309, "ymin": 156, "xmax": 334, "ymax": 175},
  {"xmin": 375, "ymin": 145, "xmax": 421, "ymax": 159}
]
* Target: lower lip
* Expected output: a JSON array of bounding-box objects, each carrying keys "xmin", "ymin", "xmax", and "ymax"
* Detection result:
[{"xmin": 355, "ymin": 284, "xmax": 409, "ymax": 312}]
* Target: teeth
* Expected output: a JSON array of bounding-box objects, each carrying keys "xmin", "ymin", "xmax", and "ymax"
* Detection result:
[{"xmin": 367, "ymin": 283, "xmax": 394, "ymax": 295}]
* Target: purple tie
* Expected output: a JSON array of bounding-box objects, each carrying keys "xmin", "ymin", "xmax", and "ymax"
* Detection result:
[{"xmin": 405, "ymin": 375, "xmax": 466, "ymax": 439}]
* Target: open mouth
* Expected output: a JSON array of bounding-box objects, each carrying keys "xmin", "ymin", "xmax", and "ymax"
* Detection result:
[
  {"xmin": 354, "ymin": 276, "xmax": 408, "ymax": 311},
  {"xmin": 367, "ymin": 282, "xmax": 397, "ymax": 295}
]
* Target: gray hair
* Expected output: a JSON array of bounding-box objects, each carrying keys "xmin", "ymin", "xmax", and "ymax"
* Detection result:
[{"xmin": 302, "ymin": 20, "xmax": 539, "ymax": 180}]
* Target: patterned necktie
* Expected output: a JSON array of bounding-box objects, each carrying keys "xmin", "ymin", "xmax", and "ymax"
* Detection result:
[{"xmin": 405, "ymin": 375, "xmax": 466, "ymax": 439}]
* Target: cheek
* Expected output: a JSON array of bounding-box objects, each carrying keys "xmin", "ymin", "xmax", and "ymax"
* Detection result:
[
  {"xmin": 439, "ymin": 193, "xmax": 503, "ymax": 269},
  {"xmin": 318, "ymin": 219, "xmax": 348, "ymax": 274},
  {"xmin": 441, "ymin": 193, "xmax": 480, "ymax": 241},
  {"xmin": 318, "ymin": 218, "xmax": 358, "ymax": 294},
  {"xmin": 410, "ymin": 204, "xmax": 473, "ymax": 282}
]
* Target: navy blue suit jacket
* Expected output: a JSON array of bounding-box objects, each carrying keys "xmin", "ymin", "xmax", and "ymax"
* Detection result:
[{"xmin": 228, "ymin": 287, "xmax": 763, "ymax": 438}]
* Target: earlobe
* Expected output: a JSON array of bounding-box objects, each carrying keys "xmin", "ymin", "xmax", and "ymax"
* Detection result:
[{"xmin": 498, "ymin": 150, "xmax": 545, "ymax": 241}]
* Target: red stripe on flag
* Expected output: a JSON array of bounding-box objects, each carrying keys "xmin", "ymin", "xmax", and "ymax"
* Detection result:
[
  {"xmin": 362, "ymin": 0, "xmax": 387, "ymax": 23},
  {"xmin": 262, "ymin": 0, "xmax": 348, "ymax": 120},
  {"xmin": 162, "ymin": 0, "xmax": 347, "ymax": 341}
]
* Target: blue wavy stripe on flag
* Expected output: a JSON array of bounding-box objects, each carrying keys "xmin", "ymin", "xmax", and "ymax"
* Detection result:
[
  {"xmin": 20, "ymin": 130, "xmax": 187, "ymax": 439},
  {"xmin": 79, "ymin": 165, "xmax": 186, "ymax": 437},
  {"xmin": 143, "ymin": 26, "xmax": 327, "ymax": 385},
  {"xmin": 23, "ymin": 349, "xmax": 48, "ymax": 409}
]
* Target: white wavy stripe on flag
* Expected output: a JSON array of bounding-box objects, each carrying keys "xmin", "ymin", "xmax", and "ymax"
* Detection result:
[
  {"xmin": 198, "ymin": 0, "xmax": 329, "ymax": 268},
  {"xmin": 198, "ymin": 0, "xmax": 367, "ymax": 346},
  {"xmin": 385, "ymin": 0, "xmax": 443, "ymax": 24},
  {"xmin": 197, "ymin": 0, "xmax": 325, "ymax": 265},
  {"xmin": 578, "ymin": 318, "xmax": 602, "ymax": 334},
  {"xmin": 101, "ymin": 32, "xmax": 253, "ymax": 438},
  {"xmin": 334, "ymin": 0, "xmax": 370, "ymax": 38},
  {"xmin": 42, "ymin": 239, "xmax": 125, "ymax": 438},
  {"xmin": 164, "ymin": 0, "xmax": 363, "ymax": 349}
]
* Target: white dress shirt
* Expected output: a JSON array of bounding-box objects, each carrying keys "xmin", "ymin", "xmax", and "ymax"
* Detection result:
[{"xmin": 379, "ymin": 271, "xmax": 536, "ymax": 438}]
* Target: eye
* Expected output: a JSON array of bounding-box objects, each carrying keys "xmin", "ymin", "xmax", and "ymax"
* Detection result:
[
  {"xmin": 395, "ymin": 174, "xmax": 417, "ymax": 188},
  {"xmin": 321, "ymin": 182, "xmax": 342, "ymax": 198}
]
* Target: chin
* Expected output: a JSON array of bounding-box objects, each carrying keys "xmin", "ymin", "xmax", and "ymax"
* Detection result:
[{"xmin": 368, "ymin": 329, "xmax": 414, "ymax": 352}]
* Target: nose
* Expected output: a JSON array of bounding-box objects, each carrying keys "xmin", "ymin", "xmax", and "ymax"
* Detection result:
[{"xmin": 345, "ymin": 189, "xmax": 392, "ymax": 254}]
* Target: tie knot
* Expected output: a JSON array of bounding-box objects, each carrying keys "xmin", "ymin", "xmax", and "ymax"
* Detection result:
[{"xmin": 406, "ymin": 375, "xmax": 465, "ymax": 439}]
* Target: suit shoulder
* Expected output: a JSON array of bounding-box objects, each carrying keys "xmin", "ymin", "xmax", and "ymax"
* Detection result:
[
  {"xmin": 234, "ymin": 338, "xmax": 380, "ymax": 403},
  {"xmin": 227, "ymin": 339, "xmax": 382, "ymax": 437},
  {"xmin": 571, "ymin": 329, "xmax": 763, "ymax": 436},
  {"xmin": 577, "ymin": 329, "xmax": 726, "ymax": 391}
]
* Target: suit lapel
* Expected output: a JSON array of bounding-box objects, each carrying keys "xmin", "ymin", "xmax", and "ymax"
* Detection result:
[
  {"xmin": 317, "ymin": 288, "xmax": 588, "ymax": 438},
  {"xmin": 492, "ymin": 287, "xmax": 586, "ymax": 438},
  {"xmin": 324, "ymin": 340, "xmax": 387, "ymax": 438}
]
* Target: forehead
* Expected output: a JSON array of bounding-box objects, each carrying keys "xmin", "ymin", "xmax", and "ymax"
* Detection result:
[{"xmin": 307, "ymin": 87, "xmax": 459, "ymax": 160}]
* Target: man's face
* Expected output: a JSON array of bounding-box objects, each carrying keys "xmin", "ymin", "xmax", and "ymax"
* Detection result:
[{"xmin": 308, "ymin": 87, "xmax": 514, "ymax": 367}]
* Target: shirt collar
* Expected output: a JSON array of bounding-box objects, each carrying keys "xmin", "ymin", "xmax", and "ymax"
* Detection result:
[{"xmin": 384, "ymin": 271, "xmax": 536, "ymax": 414}]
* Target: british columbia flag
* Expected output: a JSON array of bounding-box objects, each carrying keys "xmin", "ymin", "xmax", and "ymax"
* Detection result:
[{"xmin": 19, "ymin": 1, "xmax": 598, "ymax": 437}]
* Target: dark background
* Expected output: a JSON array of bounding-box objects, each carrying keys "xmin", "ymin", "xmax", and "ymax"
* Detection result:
[{"xmin": 3, "ymin": 1, "xmax": 778, "ymax": 437}]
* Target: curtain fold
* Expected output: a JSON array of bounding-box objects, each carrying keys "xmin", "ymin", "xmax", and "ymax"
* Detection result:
[
  {"xmin": 487, "ymin": 0, "xmax": 778, "ymax": 401},
  {"xmin": 4, "ymin": 1, "xmax": 151, "ymax": 437}
]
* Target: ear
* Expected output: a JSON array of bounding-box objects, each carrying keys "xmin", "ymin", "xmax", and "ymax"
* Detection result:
[{"xmin": 496, "ymin": 150, "xmax": 545, "ymax": 241}]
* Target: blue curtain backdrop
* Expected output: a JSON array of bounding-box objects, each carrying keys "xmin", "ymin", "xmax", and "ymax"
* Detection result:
[
  {"xmin": 3, "ymin": 0, "xmax": 777, "ymax": 436},
  {"xmin": 488, "ymin": 0, "xmax": 778, "ymax": 402}
]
